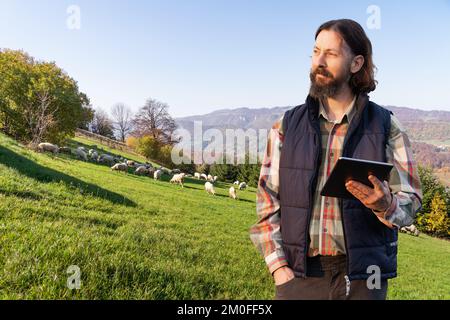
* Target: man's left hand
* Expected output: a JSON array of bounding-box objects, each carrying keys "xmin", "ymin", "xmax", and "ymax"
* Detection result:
[{"xmin": 345, "ymin": 175, "xmax": 392, "ymax": 214}]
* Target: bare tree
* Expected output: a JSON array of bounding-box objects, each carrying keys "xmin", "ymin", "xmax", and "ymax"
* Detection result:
[
  {"xmin": 111, "ymin": 103, "xmax": 132, "ymax": 142},
  {"xmin": 24, "ymin": 90, "xmax": 58, "ymax": 147},
  {"xmin": 89, "ymin": 108, "xmax": 115, "ymax": 139},
  {"xmin": 132, "ymin": 98, "xmax": 178, "ymax": 144}
]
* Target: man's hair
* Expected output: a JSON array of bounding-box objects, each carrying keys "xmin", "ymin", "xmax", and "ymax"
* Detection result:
[{"xmin": 315, "ymin": 19, "xmax": 377, "ymax": 94}]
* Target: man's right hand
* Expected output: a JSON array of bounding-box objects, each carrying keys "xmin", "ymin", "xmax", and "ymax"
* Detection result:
[{"xmin": 273, "ymin": 266, "xmax": 295, "ymax": 286}]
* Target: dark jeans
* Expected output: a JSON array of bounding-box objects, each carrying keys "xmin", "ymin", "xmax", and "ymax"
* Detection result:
[{"xmin": 275, "ymin": 255, "xmax": 388, "ymax": 300}]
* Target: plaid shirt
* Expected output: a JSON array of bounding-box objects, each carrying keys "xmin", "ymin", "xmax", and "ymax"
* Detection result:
[{"xmin": 250, "ymin": 98, "xmax": 423, "ymax": 275}]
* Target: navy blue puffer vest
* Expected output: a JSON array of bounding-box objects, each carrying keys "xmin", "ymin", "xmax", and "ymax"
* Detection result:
[{"xmin": 279, "ymin": 94, "xmax": 397, "ymax": 281}]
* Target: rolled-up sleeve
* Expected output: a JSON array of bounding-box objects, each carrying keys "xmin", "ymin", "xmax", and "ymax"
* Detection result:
[
  {"xmin": 249, "ymin": 116, "xmax": 289, "ymax": 275},
  {"xmin": 383, "ymin": 115, "xmax": 423, "ymax": 228}
]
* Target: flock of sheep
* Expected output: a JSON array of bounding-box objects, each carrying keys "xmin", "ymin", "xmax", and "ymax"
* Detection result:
[{"xmin": 37, "ymin": 142, "xmax": 248, "ymax": 200}]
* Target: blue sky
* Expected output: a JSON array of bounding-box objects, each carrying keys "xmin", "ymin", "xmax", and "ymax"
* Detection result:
[{"xmin": 1, "ymin": 0, "xmax": 449, "ymax": 117}]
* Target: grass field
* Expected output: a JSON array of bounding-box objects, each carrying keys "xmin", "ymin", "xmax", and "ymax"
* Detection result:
[{"xmin": 0, "ymin": 133, "xmax": 449, "ymax": 300}]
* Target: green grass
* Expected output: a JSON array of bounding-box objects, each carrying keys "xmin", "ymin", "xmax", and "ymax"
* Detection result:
[{"xmin": 0, "ymin": 132, "xmax": 449, "ymax": 299}]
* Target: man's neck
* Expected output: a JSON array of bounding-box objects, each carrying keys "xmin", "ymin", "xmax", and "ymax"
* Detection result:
[{"xmin": 322, "ymin": 85, "xmax": 355, "ymax": 121}]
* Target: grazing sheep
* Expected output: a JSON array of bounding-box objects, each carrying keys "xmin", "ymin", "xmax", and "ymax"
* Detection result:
[
  {"xmin": 98, "ymin": 154, "xmax": 115, "ymax": 165},
  {"xmin": 135, "ymin": 166, "xmax": 149, "ymax": 176},
  {"xmin": 74, "ymin": 148, "xmax": 88, "ymax": 161},
  {"xmin": 400, "ymin": 224, "xmax": 420, "ymax": 237},
  {"xmin": 59, "ymin": 147, "xmax": 72, "ymax": 154},
  {"xmin": 38, "ymin": 143, "xmax": 59, "ymax": 154},
  {"xmin": 239, "ymin": 182, "xmax": 247, "ymax": 190},
  {"xmin": 147, "ymin": 168, "xmax": 156, "ymax": 177},
  {"xmin": 207, "ymin": 174, "xmax": 213, "ymax": 182},
  {"xmin": 205, "ymin": 182, "xmax": 216, "ymax": 195},
  {"xmin": 213, "ymin": 176, "xmax": 218, "ymax": 183},
  {"xmin": 111, "ymin": 163, "xmax": 128, "ymax": 173},
  {"xmin": 194, "ymin": 172, "xmax": 201, "ymax": 179},
  {"xmin": 126, "ymin": 160, "xmax": 136, "ymax": 167},
  {"xmin": 88, "ymin": 150, "xmax": 99, "ymax": 161},
  {"xmin": 229, "ymin": 186, "xmax": 237, "ymax": 200},
  {"xmin": 170, "ymin": 173, "xmax": 186, "ymax": 188},
  {"xmin": 154, "ymin": 170, "xmax": 163, "ymax": 180},
  {"xmin": 234, "ymin": 181, "xmax": 240, "ymax": 185},
  {"xmin": 200, "ymin": 173, "xmax": 208, "ymax": 180}
]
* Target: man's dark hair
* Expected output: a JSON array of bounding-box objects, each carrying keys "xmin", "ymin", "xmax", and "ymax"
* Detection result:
[{"xmin": 315, "ymin": 19, "xmax": 377, "ymax": 94}]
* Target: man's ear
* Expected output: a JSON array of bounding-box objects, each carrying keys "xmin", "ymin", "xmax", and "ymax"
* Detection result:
[{"xmin": 351, "ymin": 55, "xmax": 364, "ymax": 74}]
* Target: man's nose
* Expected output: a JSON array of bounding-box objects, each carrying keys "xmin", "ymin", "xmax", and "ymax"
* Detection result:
[{"xmin": 313, "ymin": 53, "xmax": 327, "ymax": 69}]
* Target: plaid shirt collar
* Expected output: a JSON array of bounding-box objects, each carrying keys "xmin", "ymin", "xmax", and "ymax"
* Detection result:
[{"xmin": 319, "ymin": 95, "xmax": 357, "ymax": 124}]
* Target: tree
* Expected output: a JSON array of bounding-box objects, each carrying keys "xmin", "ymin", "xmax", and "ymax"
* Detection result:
[
  {"xmin": 111, "ymin": 103, "xmax": 132, "ymax": 142},
  {"xmin": 89, "ymin": 108, "xmax": 115, "ymax": 139},
  {"xmin": 0, "ymin": 49, "xmax": 91, "ymax": 144},
  {"xmin": 132, "ymin": 98, "xmax": 177, "ymax": 145},
  {"xmin": 23, "ymin": 90, "xmax": 58, "ymax": 147},
  {"xmin": 424, "ymin": 193, "xmax": 450, "ymax": 238}
]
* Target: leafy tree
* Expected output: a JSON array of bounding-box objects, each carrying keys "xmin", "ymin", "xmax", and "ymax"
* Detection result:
[{"xmin": 0, "ymin": 49, "xmax": 92, "ymax": 144}]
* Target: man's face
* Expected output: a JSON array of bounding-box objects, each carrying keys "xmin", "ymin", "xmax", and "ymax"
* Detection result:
[{"xmin": 309, "ymin": 29, "xmax": 353, "ymax": 98}]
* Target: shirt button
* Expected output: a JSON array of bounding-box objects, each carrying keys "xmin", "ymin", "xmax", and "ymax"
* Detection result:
[
  {"xmin": 330, "ymin": 152, "xmax": 334, "ymax": 157},
  {"xmin": 323, "ymin": 228, "xmax": 328, "ymax": 233}
]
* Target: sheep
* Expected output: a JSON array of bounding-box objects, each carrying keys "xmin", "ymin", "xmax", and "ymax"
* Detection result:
[
  {"xmin": 154, "ymin": 170, "xmax": 163, "ymax": 181},
  {"xmin": 135, "ymin": 166, "xmax": 149, "ymax": 176},
  {"xmin": 59, "ymin": 147, "xmax": 72, "ymax": 154},
  {"xmin": 126, "ymin": 160, "xmax": 136, "ymax": 167},
  {"xmin": 74, "ymin": 147, "xmax": 88, "ymax": 161},
  {"xmin": 38, "ymin": 143, "xmax": 59, "ymax": 154},
  {"xmin": 400, "ymin": 224, "xmax": 420, "ymax": 237},
  {"xmin": 170, "ymin": 173, "xmax": 186, "ymax": 188},
  {"xmin": 88, "ymin": 150, "xmax": 99, "ymax": 161},
  {"xmin": 194, "ymin": 172, "xmax": 201, "ymax": 179},
  {"xmin": 229, "ymin": 186, "xmax": 237, "ymax": 200},
  {"xmin": 111, "ymin": 163, "xmax": 128, "ymax": 173},
  {"xmin": 98, "ymin": 154, "xmax": 115, "ymax": 166},
  {"xmin": 200, "ymin": 173, "xmax": 208, "ymax": 180},
  {"xmin": 213, "ymin": 176, "xmax": 218, "ymax": 183},
  {"xmin": 172, "ymin": 169, "xmax": 181, "ymax": 174},
  {"xmin": 207, "ymin": 174, "xmax": 213, "ymax": 182},
  {"xmin": 234, "ymin": 181, "xmax": 240, "ymax": 185},
  {"xmin": 239, "ymin": 182, "xmax": 247, "ymax": 190},
  {"xmin": 205, "ymin": 182, "xmax": 216, "ymax": 195}
]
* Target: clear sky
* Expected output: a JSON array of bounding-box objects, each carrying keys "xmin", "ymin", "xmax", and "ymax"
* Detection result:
[{"xmin": 1, "ymin": 0, "xmax": 449, "ymax": 117}]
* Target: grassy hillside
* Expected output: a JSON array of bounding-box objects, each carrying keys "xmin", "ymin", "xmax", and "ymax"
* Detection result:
[{"xmin": 0, "ymin": 133, "xmax": 449, "ymax": 299}]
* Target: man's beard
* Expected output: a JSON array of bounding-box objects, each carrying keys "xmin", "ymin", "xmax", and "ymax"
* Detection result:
[{"xmin": 309, "ymin": 67, "xmax": 350, "ymax": 99}]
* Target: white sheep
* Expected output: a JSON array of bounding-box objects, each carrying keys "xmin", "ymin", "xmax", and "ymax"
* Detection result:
[
  {"xmin": 135, "ymin": 166, "xmax": 149, "ymax": 176},
  {"xmin": 213, "ymin": 176, "xmax": 218, "ymax": 183},
  {"xmin": 111, "ymin": 163, "xmax": 128, "ymax": 173},
  {"xmin": 194, "ymin": 172, "xmax": 201, "ymax": 179},
  {"xmin": 154, "ymin": 170, "xmax": 163, "ymax": 180},
  {"xmin": 234, "ymin": 181, "xmax": 240, "ymax": 185},
  {"xmin": 74, "ymin": 147, "xmax": 88, "ymax": 161},
  {"xmin": 400, "ymin": 224, "xmax": 420, "ymax": 237},
  {"xmin": 126, "ymin": 160, "xmax": 136, "ymax": 167},
  {"xmin": 200, "ymin": 173, "xmax": 208, "ymax": 180},
  {"xmin": 170, "ymin": 173, "xmax": 186, "ymax": 188},
  {"xmin": 98, "ymin": 154, "xmax": 115, "ymax": 165},
  {"xmin": 239, "ymin": 182, "xmax": 247, "ymax": 190},
  {"xmin": 38, "ymin": 142, "xmax": 59, "ymax": 154},
  {"xmin": 205, "ymin": 182, "xmax": 216, "ymax": 195},
  {"xmin": 207, "ymin": 174, "xmax": 213, "ymax": 182},
  {"xmin": 89, "ymin": 150, "xmax": 99, "ymax": 161},
  {"xmin": 229, "ymin": 186, "xmax": 237, "ymax": 200}
]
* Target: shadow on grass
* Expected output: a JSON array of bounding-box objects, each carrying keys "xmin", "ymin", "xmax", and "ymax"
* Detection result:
[{"xmin": 0, "ymin": 145, "xmax": 136, "ymax": 207}]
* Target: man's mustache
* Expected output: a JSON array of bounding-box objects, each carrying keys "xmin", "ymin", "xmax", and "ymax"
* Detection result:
[{"xmin": 312, "ymin": 68, "xmax": 333, "ymax": 78}]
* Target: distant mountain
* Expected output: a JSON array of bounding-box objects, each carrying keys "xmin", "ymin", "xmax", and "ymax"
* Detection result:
[
  {"xmin": 176, "ymin": 104, "xmax": 450, "ymax": 142},
  {"xmin": 176, "ymin": 104, "xmax": 450, "ymax": 179}
]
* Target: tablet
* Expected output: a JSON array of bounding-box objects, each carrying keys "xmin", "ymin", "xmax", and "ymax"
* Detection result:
[{"xmin": 320, "ymin": 157, "xmax": 394, "ymax": 200}]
